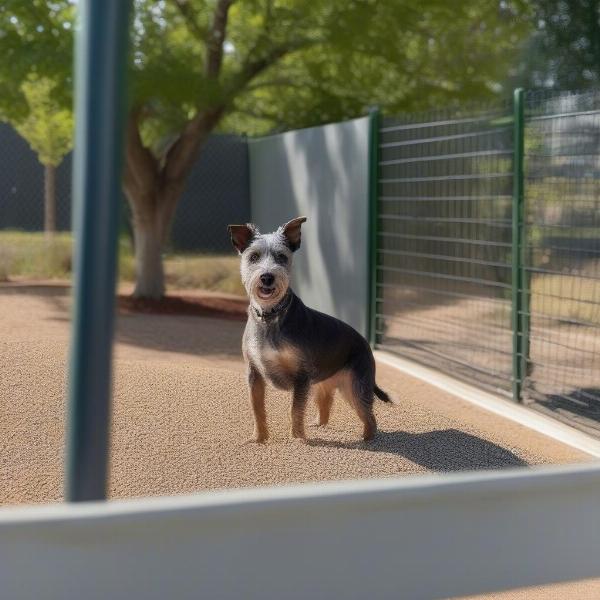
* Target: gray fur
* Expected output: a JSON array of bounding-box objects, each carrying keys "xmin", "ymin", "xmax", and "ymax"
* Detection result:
[{"xmin": 228, "ymin": 216, "xmax": 391, "ymax": 443}]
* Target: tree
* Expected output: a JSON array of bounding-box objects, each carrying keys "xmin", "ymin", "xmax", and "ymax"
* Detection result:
[
  {"xmin": 126, "ymin": 0, "xmax": 531, "ymax": 298},
  {"xmin": 511, "ymin": 0, "xmax": 600, "ymax": 89},
  {"xmin": 0, "ymin": 1, "xmax": 74, "ymax": 235},
  {"xmin": 0, "ymin": 0, "xmax": 532, "ymax": 298},
  {"xmin": 14, "ymin": 77, "xmax": 73, "ymax": 235},
  {"xmin": 223, "ymin": 1, "xmax": 533, "ymax": 134}
]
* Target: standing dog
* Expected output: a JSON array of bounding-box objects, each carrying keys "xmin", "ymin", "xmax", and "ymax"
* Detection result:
[{"xmin": 228, "ymin": 216, "xmax": 391, "ymax": 443}]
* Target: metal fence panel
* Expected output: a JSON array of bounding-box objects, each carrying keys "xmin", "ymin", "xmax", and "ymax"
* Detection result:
[
  {"xmin": 376, "ymin": 92, "xmax": 600, "ymax": 436},
  {"xmin": 375, "ymin": 102, "xmax": 515, "ymax": 396},
  {"xmin": 523, "ymin": 91, "xmax": 600, "ymax": 435}
]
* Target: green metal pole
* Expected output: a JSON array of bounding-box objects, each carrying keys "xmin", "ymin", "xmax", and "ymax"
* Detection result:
[
  {"xmin": 511, "ymin": 89, "xmax": 525, "ymax": 402},
  {"xmin": 66, "ymin": 0, "xmax": 131, "ymax": 501},
  {"xmin": 368, "ymin": 108, "xmax": 380, "ymax": 347}
]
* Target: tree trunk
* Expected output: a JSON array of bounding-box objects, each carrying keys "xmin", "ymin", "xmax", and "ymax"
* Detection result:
[
  {"xmin": 44, "ymin": 164, "xmax": 57, "ymax": 236},
  {"xmin": 125, "ymin": 184, "xmax": 183, "ymax": 300},
  {"xmin": 123, "ymin": 107, "xmax": 221, "ymax": 299},
  {"xmin": 132, "ymin": 216, "xmax": 165, "ymax": 299}
]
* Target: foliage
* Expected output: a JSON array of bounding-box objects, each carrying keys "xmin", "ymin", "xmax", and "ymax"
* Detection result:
[
  {"xmin": 0, "ymin": 1, "xmax": 536, "ymax": 154},
  {"xmin": 0, "ymin": 2, "xmax": 74, "ymax": 168},
  {"xmin": 0, "ymin": 0, "xmax": 540, "ymax": 139},
  {"xmin": 128, "ymin": 0, "xmax": 533, "ymax": 140},
  {"xmin": 221, "ymin": 1, "xmax": 533, "ymax": 134},
  {"xmin": 512, "ymin": 0, "xmax": 600, "ymax": 90},
  {"xmin": 0, "ymin": 1, "xmax": 74, "ymax": 122},
  {"xmin": 14, "ymin": 77, "xmax": 73, "ymax": 167}
]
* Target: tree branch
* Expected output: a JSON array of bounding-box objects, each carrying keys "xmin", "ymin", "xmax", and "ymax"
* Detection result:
[
  {"xmin": 172, "ymin": 0, "xmax": 208, "ymax": 41},
  {"xmin": 161, "ymin": 106, "xmax": 225, "ymax": 184},
  {"xmin": 226, "ymin": 38, "xmax": 315, "ymax": 98},
  {"xmin": 205, "ymin": 0, "xmax": 235, "ymax": 79},
  {"xmin": 124, "ymin": 109, "xmax": 159, "ymax": 199}
]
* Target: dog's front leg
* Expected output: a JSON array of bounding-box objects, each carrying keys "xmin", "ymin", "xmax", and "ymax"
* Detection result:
[
  {"xmin": 291, "ymin": 375, "xmax": 310, "ymax": 440},
  {"xmin": 248, "ymin": 365, "xmax": 268, "ymax": 443}
]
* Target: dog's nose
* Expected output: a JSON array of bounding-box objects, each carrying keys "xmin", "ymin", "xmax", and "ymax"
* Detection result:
[{"xmin": 260, "ymin": 273, "xmax": 275, "ymax": 286}]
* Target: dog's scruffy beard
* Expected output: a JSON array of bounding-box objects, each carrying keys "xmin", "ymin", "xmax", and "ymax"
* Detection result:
[{"xmin": 245, "ymin": 269, "xmax": 289, "ymax": 310}]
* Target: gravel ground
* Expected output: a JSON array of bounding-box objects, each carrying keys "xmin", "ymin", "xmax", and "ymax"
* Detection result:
[
  {"xmin": 1, "ymin": 282, "xmax": 591, "ymax": 504},
  {"xmin": 1, "ymin": 283, "xmax": 598, "ymax": 598}
]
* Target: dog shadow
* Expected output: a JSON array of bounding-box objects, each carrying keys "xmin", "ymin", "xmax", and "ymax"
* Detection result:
[{"xmin": 307, "ymin": 428, "xmax": 529, "ymax": 471}]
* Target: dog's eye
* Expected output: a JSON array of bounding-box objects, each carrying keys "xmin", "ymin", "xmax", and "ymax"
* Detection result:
[
  {"xmin": 249, "ymin": 252, "xmax": 260, "ymax": 263},
  {"xmin": 275, "ymin": 253, "xmax": 288, "ymax": 264}
]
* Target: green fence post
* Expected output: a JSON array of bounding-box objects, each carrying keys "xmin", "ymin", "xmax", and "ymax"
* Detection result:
[
  {"xmin": 368, "ymin": 108, "xmax": 380, "ymax": 347},
  {"xmin": 66, "ymin": 0, "xmax": 131, "ymax": 502},
  {"xmin": 511, "ymin": 89, "xmax": 526, "ymax": 402}
]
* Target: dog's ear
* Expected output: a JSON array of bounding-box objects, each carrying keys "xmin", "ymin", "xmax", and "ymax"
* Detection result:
[
  {"xmin": 228, "ymin": 223, "xmax": 258, "ymax": 254},
  {"xmin": 280, "ymin": 216, "xmax": 307, "ymax": 252}
]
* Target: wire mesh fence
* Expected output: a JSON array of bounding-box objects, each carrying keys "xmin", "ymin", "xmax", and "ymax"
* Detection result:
[
  {"xmin": 375, "ymin": 91, "xmax": 600, "ymax": 436},
  {"xmin": 522, "ymin": 90, "xmax": 600, "ymax": 435},
  {"xmin": 375, "ymin": 102, "xmax": 515, "ymax": 395}
]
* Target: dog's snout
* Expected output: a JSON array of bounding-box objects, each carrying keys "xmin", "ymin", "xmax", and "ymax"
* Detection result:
[{"xmin": 260, "ymin": 273, "xmax": 275, "ymax": 286}]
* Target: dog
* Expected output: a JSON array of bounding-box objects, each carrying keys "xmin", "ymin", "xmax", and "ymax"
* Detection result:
[{"xmin": 228, "ymin": 216, "xmax": 391, "ymax": 443}]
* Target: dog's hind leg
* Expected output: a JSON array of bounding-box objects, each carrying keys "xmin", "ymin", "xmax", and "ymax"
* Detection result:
[
  {"xmin": 291, "ymin": 375, "xmax": 310, "ymax": 439},
  {"xmin": 311, "ymin": 383, "xmax": 334, "ymax": 427},
  {"xmin": 248, "ymin": 365, "xmax": 268, "ymax": 443},
  {"xmin": 339, "ymin": 370, "xmax": 377, "ymax": 441}
]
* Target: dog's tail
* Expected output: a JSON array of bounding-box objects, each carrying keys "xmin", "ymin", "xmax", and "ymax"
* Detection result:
[{"xmin": 374, "ymin": 384, "xmax": 392, "ymax": 403}]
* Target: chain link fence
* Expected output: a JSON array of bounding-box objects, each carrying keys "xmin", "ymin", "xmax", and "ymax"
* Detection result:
[
  {"xmin": 0, "ymin": 123, "xmax": 249, "ymax": 253},
  {"xmin": 0, "ymin": 124, "xmax": 73, "ymax": 231},
  {"xmin": 375, "ymin": 91, "xmax": 600, "ymax": 436}
]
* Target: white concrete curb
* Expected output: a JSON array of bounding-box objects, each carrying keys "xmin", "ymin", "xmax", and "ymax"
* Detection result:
[{"xmin": 374, "ymin": 350, "xmax": 600, "ymax": 459}]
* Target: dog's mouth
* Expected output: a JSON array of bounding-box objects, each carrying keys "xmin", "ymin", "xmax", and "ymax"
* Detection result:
[{"xmin": 257, "ymin": 286, "xmax": 276, "ymax": 300}]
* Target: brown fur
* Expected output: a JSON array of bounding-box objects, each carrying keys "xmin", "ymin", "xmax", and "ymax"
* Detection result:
[
  {"xmin": 311, "ymin": 371, "xmax": 377, "ymax": 440},
  {"xmin": 248, "ymin": 368, "xmax": 268, "ymax": 442}
]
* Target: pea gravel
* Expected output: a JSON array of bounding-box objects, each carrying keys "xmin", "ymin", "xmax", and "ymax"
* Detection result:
[{"xmin": 0, "ymin": 284, "xmax": 590, "ymax": 507}]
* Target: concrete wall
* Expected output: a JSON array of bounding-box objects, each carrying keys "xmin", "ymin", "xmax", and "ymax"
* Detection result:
[
  {"xmin": 248, "ymin": 117, "xmax": 370, "ymax": 336},
  {"xmin": 3, "ymin": 464, "xmax": 600, "ymax": 600}
]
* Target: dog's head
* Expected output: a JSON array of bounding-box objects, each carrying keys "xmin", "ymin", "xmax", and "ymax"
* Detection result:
[{"xmin": 228, "ymin": 216, "xmax": 306, "ymax": 309}]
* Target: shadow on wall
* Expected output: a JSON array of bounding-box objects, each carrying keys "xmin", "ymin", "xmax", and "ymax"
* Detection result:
[{"xmin": 249, "ymin": 117, "xmax": 370, "ymax": 336}]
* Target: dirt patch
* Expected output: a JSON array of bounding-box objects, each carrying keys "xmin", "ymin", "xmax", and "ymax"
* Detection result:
[{"xmin": 117, "ymin": 293, "xmax": 248, "ymax": 321}]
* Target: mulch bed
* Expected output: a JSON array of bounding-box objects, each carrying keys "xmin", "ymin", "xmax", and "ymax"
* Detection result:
[{"xmin": 117, "ymin": 293, "xmax": 248, "ymax": 321}]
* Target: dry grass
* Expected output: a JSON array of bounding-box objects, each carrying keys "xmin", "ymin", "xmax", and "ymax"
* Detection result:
[
  {"xmin": 530, "ymin": 271, "xmax": 600, "ymax": 325},
  {"xmin": 0, "ymin": 244, "xmax": 11, "ymax": 282},
  {"xmin": 0, "ymin": 231, "xmax": 244, "ymax": 295},
  {"xmin": 163, "ymin": 254, "xmax": 243, "ymax": 295},
  {"xmin": 0, "ymin": 231, "xmax": 72, "ymax": 279}
]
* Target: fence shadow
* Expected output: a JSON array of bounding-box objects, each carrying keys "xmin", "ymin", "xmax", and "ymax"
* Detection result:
[
  {"xmin": 308, "ymin": 428, "xmax": 528, "ymax": 471},
  {"xmin": 531, "ymin": 388, "xmax": 600, "ymax": 433}
]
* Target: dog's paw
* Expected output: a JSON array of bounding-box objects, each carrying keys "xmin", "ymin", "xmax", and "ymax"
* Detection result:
[
  {"xmin": 245, "ymin": 432, "xmax": 269, "ymax": 444},
  {"xmin": 290, "ymin": 428, "xmax": 307, "ymax": 441},
  {"xmin": 308, "ymin": 418, "xmax": 326, "ymax": 428}
]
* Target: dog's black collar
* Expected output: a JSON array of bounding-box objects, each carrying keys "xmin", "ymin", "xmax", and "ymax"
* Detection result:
[{"xmin": 253, "ymin": 291, "xmax": 292, "ymax": 322}]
